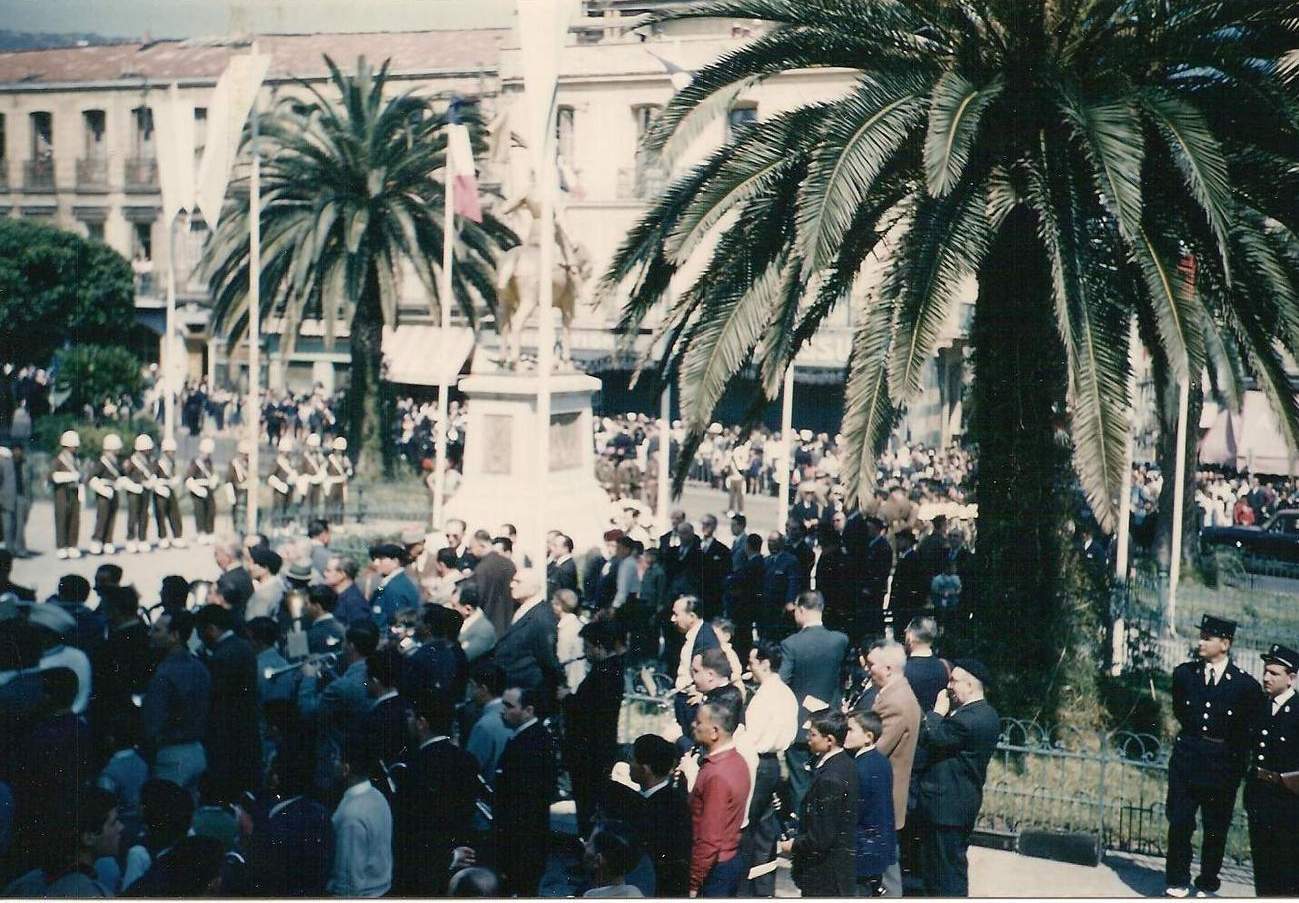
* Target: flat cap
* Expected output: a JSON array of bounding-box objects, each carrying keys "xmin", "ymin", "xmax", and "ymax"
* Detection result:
[
  {"xmin": 951, "ymin": 657, "xmax": 991, "ymax": 688},
  {"xmin": 1196, "ymin": 613, "xmax": 1237, "ymax": 641}
]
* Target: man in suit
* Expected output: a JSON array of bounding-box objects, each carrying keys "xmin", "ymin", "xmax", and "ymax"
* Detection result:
[
  {"xmin": 780, "ymin": 590, "xmax": 849, "ymax": 814},
  {"xmin": 888, "ymin": 530, "xmax": 929, "ymax": 627},
  {"xmin": 471, "ymin": 529, "xmax": 517, "ymax": 637},
  {"xmin": 914, "ymin": 658, "xmax": 1001, "ymax": 897},
  {"xmin": 495, "ymin": 685, "xmax": 557, "ymax": 895},
  {"xmin": 213, "ymin": 538, "xmax": 256, "ymax": 622},
  {"xmin": 864, "ymin": 638, "xmax": 922, "ymax": 895},
  {"xmin": 761, "ymin": 533, "xmax": 802, "ymax": 642},
  {"xmin": 670, "ymin": 595, "xmax": 720, "ymax": 742},
  {"xmin": 546, "ymin": 532, "xmax": 579, "ymax": 600},
  {"xmin": 604, "ymin": 734, "xmax": 692, "ymax": 896},
  {"xmin": 443, "ymin": 518, "xmax": 477, "ymax": 572},
  {"xmin": 400, "ymin": 603, "xmax": 467, "ymax": 702},
  {"xmin": 724, "ymin": 533, "xmax": 765, "ymax": 665},
  {"xmin": 563, "ymin": 619, "xmax": 625, "ymax": 835},
  {"xmin": 0, "ymin": 443, "xmax": 30, "ymax": 557},
  {"xmin": 667, "ymin": 520, "xmax": 703, "ymax": 601},
  {"xmin": 194, "ymin": 604, "xmax": 262, "ymax": 801},
  {"xmin": 658, "ymin": 509, "xmax": 687, "ymax": 558},
  {"xmin": 304, "ymin": 584, "xmax": 347, "ymax": 656},
  {"xmin": 367, "ymin": 542, "xmax": 421, "ymax": 630},
  {"xmin": 779, "ymin": 710, "xmax": 857, "ymax": 897},
  {"xmin": 697, "ymin": 514, "xmax": 731, "ymax": 618},
  {"xmin": 492, "ymin": 568, "xmax": 561, "ymax": 709},
  {"xmin": 450, "ymin": 580, "xmax": 496, "ymax": 663},
  {"xmin": 393, "ymin": 689, "xmax": 480, "ymax": 895},
  {"xmin": 298, "ymin": 624, "xmax": 377, "ymax": 794},
  {"xmin": 1164, "ymin": 614, "xmax": 1260, "ymax": 897},
  {"xmin": 362, "ymin": 646, "xmax": 413, "ymax": 771},
  {"xmin": 1244, "ymin": 642, "xmax": 1299, "ymax": 896}
]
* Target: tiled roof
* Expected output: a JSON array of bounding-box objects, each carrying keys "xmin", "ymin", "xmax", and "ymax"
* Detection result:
[{"xmin": 0, "ymin": 30, "xmax": 508, "ymax": 86}]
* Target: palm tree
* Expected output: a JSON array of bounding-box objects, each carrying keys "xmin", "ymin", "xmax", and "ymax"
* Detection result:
[
  {"xmin": 206, "ymin": 56, "xmax": 517, "ymax": 478},
  {"xmin": 603, "ymin": 1, "xmax": 1299, "ymax": 719}
]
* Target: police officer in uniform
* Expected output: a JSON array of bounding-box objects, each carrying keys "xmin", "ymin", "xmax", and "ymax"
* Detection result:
[
  {"xmin": 152, "ymin": 436, "xmax": 186, "ymax": 548},
  {"xmin": 326, "ymin": 436, "xmax": 352, "ymax": 522},
  {"xmin": 300, "ymin": 434, "xmax": 327, "ymax": 518},
  {"xmin": 1164, "ymin": 614, "xmax": 1260, "ymax": 897},
  {"xmin": 88, "ymin": 433, "xmax": 124, "ymax": 555},
  {"xmin": 268, "ymin": 435, "xmax": 299, "ymax": 527},
  {"xmin": 187, "ymin": 436, "xmax": 219, "ymax": 544},
  {"xmin": 1244, "ymin": 643, "xmax": 1299, "ymax": 896},
  {"xmin": 122, "ymin": 434, "xmax": 155, "ymax": 553},
  {"xmin": 226, "ymin": 438, "xmax": 253, "ymax": 526},
  {"xmin": 50, "ymin": 430, "xmax": 83, "ymax": 559}
]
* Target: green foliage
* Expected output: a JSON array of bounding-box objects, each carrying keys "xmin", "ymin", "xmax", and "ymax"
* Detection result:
[
  {"xmin": 0, "ymin": 219, "xmax": 135, "ymax": 367},
  {"xmin": 32, "ymin": 412, "xmax": 159, "ymax": 459},
  {"xmin": 51, "ymin": 345, "xmax": 143, "ymax": 412}
]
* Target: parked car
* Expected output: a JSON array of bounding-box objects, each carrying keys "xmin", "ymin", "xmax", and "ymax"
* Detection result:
[{"xmin": 1200, "ymin": 509, "xmax": 1299, "ymax": 562}]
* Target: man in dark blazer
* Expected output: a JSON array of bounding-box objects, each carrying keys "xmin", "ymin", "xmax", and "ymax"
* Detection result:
[
  {"xmin": 888, "ymin": 531, "xmax": 929, "ymax": 624},
  {"xmin": 603, "ymin": 734, "xmax": 692, "ymax": 896},
  {"xmin": 495, "ymin": 685, "xmax": 557, "ymax": 896},
  {"xmin": 667, "ymin": 521, "xmax": 703, "ymax": 601},
  {"xmin": 780, "ymin": 710, "xmax": 858, "ymax": 897},
  {"xmin": 491, "ymin": 568, "xmax": 562, "ymax": 709},
  {"xmin": 400, "ymin": 604, "xmax": 468, "ymax": 702},
  {"xmin": 563, "ymin": 619, "xmax": 625, "ymax": 835},
  {"xmin": 303, "ymin": 584, "xmax": 347, "ymax": 657},
  {"xmin": 368, "ymin": 542, "xmax": 421, "ymax": 630},
  {"xmin": 669, "ymin": 595, "xmax": 720, "ymax": 742},
  {"xmin": 470, "ymin": 530, "xmax": 517, "ymax": 637},
  {"xmin": 194, "ymin": 604, "xmax": 262, "ymax": 801},
  {"xmin": 761, "ymin": 533, "xmax": 803, "ymax": 642},
  {"xmin": 1245, "ymin": 643, "xmax": 1299, "ymax": 896},
  {"xmin": 724, "ymin": 533, "xmax": 765, "ymax": 665},
  {"xmin": 546, "ymin": 532, "xmax": 580, "ymax": 596},
  {"xmin": 780, "ymin": 591, "xmax": 849, "ymax": 814},
  {"xmin": 697, "ymin": 514, "xmax": 732, "ymax": 619},
  {"xmin": 393, "ymin": 689, "xmax": 480, "ymax": 895},
  {"xmin": 914, "ymin": 658, "xmax": 1001, "ymax": 897},
  {"xmin": 362, "ymin": 646, "xmax": 414, "ymax": 771}
]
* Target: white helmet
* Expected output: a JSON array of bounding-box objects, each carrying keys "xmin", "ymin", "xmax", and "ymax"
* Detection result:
[
  {"xmin": 161, "ymin": 437, "xmax": 178, "ymax": 453},
  {"xmin": 333, "ymin": 437, "xmax": 348, "ymax": 452},
  {"xmin": 102, "ymin": 433, "xmax": 123, "ymax": 452},
  {"xmin": 134, "ymin": 434, "xmax": 154, "ymax": 452},
  {"xmin": 237, "ymin": 439, "xmax": 253, "ymax": 455},
  {"xmin": 278, "ymin": 436, "xmax": 294, "ymax": 453},
  {"xmin": 307, "ymin": 433, "xmax": 322, "ymax": 448},
  {"xmin": 60, "ymin": 430, "xmax": 80, "ymax": 448},
  {"xmin": 199, "ymin": 437, "xmax": 215, "ymax": 454}
]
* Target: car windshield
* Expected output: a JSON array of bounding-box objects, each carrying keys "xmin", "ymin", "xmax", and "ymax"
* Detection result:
[{"xmin": 1266, "ymin": 514, "xmax": 1299, "ymax": 535}]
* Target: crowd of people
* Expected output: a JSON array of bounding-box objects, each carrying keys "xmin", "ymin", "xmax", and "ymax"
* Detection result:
[{"xmin": 0, "ymin": 490, "xmax": 1000, "ymax": 898}]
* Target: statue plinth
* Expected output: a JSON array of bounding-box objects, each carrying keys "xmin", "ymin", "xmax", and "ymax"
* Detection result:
[{"xmin": 444, "ymin": 369, "xmax": 610, "ymax": 554}]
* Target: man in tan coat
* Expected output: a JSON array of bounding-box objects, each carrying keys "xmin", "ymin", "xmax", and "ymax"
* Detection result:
[{"xmin": 865, "ymin": 639, "xmax": 921, "ymax": 897}]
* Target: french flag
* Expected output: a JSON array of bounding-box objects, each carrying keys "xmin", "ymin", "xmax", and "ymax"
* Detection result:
[{"xmin": 447, "ymin": 102, "xmax": 483, "ymax": 223}]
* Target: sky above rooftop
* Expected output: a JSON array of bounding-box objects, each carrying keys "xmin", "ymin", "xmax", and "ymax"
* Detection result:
[{"xmin": 0, "ymin": 0, "xmax": 515, "ymax": 39}]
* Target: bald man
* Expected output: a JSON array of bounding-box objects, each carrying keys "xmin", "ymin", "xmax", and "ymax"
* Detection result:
[{"xmin": 492, "ymin": 568, "xmax": 562, "ymax": 711}]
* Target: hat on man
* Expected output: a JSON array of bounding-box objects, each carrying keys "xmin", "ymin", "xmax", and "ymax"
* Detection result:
[
  {"xmin": 951, "ymin": 657, "xmax": 992, "ymax": 688},
  {"xmin": 400, "ymin": 528, "xmax": 426, "ymax": 547},
  {"xmin": 102, "ymin": 434, "xmax": 123, "ymax": 452},
  {"xmin": 1196, "ymin": 613, "xmax": 1237, "ymax": 641},
  {"xmin": 799, "ymin": 429, "xmax": 814, "ymax": 442},
  {"xmin": 237, "ymin": 439, "xmax": 253, "ymax": 455},
  {"xmin": 161, "ymin": 437, "xmax": 178, "ymax": 453},
  {"xmin": 278, "ymin": 436, "xmax": 294, "ymax": 453},
  {"xmin": 708, "ymin": 423, "xmax": 723, "ymax": 435},
  {"xmin": 1262, "ymin": 643, "xmax": 1299, "ymax": 673},
  {"xmin": 134, "ymin": 434, "xmax": 154, "ymax": 452},
  {"xmin": 28, "ymin": 602, "xmax": 77, "ymax": 637},
  {"xmin": 199, "ymin": 437, "xmax": 215, "ymax": 454},
  {"xmin": 60, "ymin": 430, "xmax": 81, "ymax": 448},
  {"xmin": 307, "ymin": 434, "xmax": 322, "ymax": 448},
  {"xmin": 249, "ymin": 545, "xmax": 283, "ymax": 574},
  {"xmin": 333, "ymin": 437, "xmax": 348, "ymax": 452},
  {"xmin": 284, "ymin": 560, "xmax": 313, "ymax": 585}
]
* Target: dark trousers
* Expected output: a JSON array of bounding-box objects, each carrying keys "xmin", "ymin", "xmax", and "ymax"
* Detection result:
[
  {"xmin": 54, "ymin": 487, "xmax": 79, "ymax": 549},
  {"xmin": 193, "ymin": 494, "xmax": 215, "ymax": 534},
  {"xmin": 154, "ymin": 494, "xmax": 182, "ymax": 539},
  {"xmin": 93, "ymin": 496, "xmax": 118, "ymax": 543},
  {"xmin": 126, "ymin": 491, "xmax": 149, "ymax": 541},
  {"xmin": 1249, "ymin": 812, "xmax": 1299, "ymax": 896},
  {"xmin": 785, "ymin": 743, "xmax": 813, "ymax": 817},
  {"xmin": 916, "ymin": 816, "xmax": 971, "ymax": 897},
  {"xmin": 737, "ymin": 755, "xmax": 782, "ymax": 897},
  {"xmin": 700, "ymin": 854, "xmax": 743, "ymax": 898},
  {"xmin": 1165, "ymin": 772, "xmax": 1236, "ymax": 891}
]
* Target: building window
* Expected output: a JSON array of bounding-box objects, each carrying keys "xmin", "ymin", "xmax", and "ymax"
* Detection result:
[
  {"xmin": 131, "ymin": 106, "xmax": 155, "ymax": 157},
  {"xmin": 194, "ymin": 107, "xmax": 208, "ymax": 159},
  {"xmin": 86, "ymin": 221, "xmax": 104, "ymax": 241},
  {"xmin": 30, "ymin": 111, "xmax": 53, "ymax": 160},
  {"xmin": 632, "ymin": 104, "xmax": 662, "ymax": 143},
  {"xmin": 556, "ymin": 105, "xmax": 575, "ymax": 161},
  {"xmin": 133, "ymin": 221, "xmax": 153, "ymax": 260},
  {"xmin": 727, "ymin": 103, "xmax": 758, "ymax": 142},
  {"xmin": 0, "ymin": 113, "xmax": 8, "ymax": 162},
  {"xmin": 82, "ymin": 110, "xmax": 106, "ymax": 156}
]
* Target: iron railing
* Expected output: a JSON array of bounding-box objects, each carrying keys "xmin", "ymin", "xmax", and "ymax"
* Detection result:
[
  {"xmin": 980, "ymin": 718, "xmax": 1252, "ymax": 865},
  {"xmin": 76, "ymin": 157, "xmax": 109, "ymax": 190},
  {"xmin": 124, "ymin": 156, "xmax": 158, "ymax": 191},
  {"xmin": 22, "ymin": 158, "xmax": 54, "ymax": 191}
]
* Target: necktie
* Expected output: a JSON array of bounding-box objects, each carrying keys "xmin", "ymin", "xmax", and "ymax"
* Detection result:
[{"xmin": 1207, "ymin": 669, "xmax": 1217, "ymax": 687}]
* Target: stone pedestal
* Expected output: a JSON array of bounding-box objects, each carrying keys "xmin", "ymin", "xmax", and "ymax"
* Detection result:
[{"xmin": 444, "ymin": 370, "xmax": 610, "ymax": 555}]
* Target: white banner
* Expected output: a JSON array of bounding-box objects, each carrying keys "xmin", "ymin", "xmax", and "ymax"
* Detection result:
[
  {"xmin": 517, "ymin": 0, "xmax": 577, "ymax": 165},
  {"xmin": 195, "ymin": 52, "xmax": 271, "ymax": 231},
  {"xmin": 154, "ymin": 82, "xmax": 195, "ymax": 223}
]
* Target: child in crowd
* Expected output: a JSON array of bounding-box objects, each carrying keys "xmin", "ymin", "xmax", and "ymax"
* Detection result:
[{"xmin": 845, "ymin": 709, "xmax": 896, "ymax": 897}]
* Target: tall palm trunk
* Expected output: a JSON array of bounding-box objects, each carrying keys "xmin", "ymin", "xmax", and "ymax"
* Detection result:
[
  {"xmin": 965, "ymin": 206, "xmax": 1103, "ymax": 727},
  {"xmin": 1152, "ymin": 353, "xmax": 1203, "ymax": 584},
  {"xmin": 349, "ymin": 267, "xmax": 388, "ymax": 481}
]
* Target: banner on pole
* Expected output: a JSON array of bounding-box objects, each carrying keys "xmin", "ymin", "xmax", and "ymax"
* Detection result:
[
  {"xmin": 517, "ymin": 0, "xmax": 577, "ymax": 166},
  {"xmin": 154, "ymin": 83, "xmax": 195, "ymax": 223},
  {"xmin": 195, "ymin": 52, "xmax": 271, "ymax": 231}
]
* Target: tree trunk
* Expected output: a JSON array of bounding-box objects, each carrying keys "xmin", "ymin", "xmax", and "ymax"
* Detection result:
[
  {"xmin": 348, "ymin": 267, "xmax": 389, "ymax": 482},
  {"xmin": 964, "ymin": 205, "xmax": 1104, "ymax": 728},
  {"xmin": 1152, "ymin": 354, "xmax": 1202, "ymax": 575}
]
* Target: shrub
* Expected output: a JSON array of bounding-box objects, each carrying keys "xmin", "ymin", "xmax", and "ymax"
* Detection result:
[
  {"xmin": 51, "ymin": 345, "xmax": 144, "ymax": 413},
  {"xmin": 32, "ymin": 412, "xmax": 159, "ymax": 458}
]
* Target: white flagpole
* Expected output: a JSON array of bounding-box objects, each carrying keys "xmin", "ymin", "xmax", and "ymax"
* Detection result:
[
  {"xmin": 778, "ymin": 363, "xmax": 794, "ymax": 534},
  {"xmin": 246, "ymin": 43, "xmax": 262, "ymax": 537},
  {"xmin": 1167, "ymin": 375, "xmax": 1190, "ymax": 636},
  {"xmin": 534, "ymin": 122, "xmax": 556, "ymax": 574},
  {"xmin": 658, "ymin": 382, "xmax": 671, "ymax": 525},
  {"xmin": 163, "ymin": 213, "xmax": 178, "ymax": 442},
  {"xmin": 433, "ymin": 150, "xmax": 455, "ymax": 531},
  {"xmin": 1115, "ymin": 315, "xmax": 1138, "ymax": 581}
]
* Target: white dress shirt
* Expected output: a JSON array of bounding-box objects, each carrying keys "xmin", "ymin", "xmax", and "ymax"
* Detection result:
[
  {"xmin": 556, "ymin": 611, "xmax": 588, "ymax": 691},
  {"xmin": 512, "ymin": 597, "xmax": 543, "ymax": 625},
  {"xmin": 676, "ymin": 622, "xmax": 702, "ymax": 691},
  {"xmin": 1204, "ymin": 659, "xmax": 1227, "ymax": 685},
  {"xmin": 745, "ymin": 675, "xmax": 799, "ymax": 755}
]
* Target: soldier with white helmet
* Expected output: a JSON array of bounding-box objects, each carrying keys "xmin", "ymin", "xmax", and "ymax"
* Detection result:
[
  {"xmin": 325, "ymin": 436, "xmax": 353, "ymax": 522},
  {"xmin": 87, "ymin": 433, "xmax": 124, "ymax": 555},
  {"xmin": 300, "ymin": 433, "xmax": 327, "ymax": 517},
  {"xmin": 122, "ymin": 433, "xmax": 155, "ymax": 552},
  {"xmin": 226, "ymin": 438, "xmax": 253, "ymax": 523},
  {"xmin": 49, "ymin": 430, "xmax": 83, "ymax": 559},
  {"xmin": 152, "ymin": 436, "xmax": 186, "ymax": 548},
  {"xmin": 187, "ymin": 436, "xmax": 220, "ymax": 543},
  {"xmin": 268, "ymin": 434, "xmax": 299, "ymax": 527}
]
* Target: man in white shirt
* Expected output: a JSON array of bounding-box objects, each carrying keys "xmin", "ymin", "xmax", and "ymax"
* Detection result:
[
  {"xmin": 738, "ymin": 640, "xmax": 798, "ymax": 895},
  {"xmin": 328, "ymin": 743, "xmax": 393, "ymax": 897}
]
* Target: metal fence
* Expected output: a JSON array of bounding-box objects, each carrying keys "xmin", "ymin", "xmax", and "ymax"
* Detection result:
[{"xmin": 978, "ymin": 718, "xmax": 1252, "ymax": 864}]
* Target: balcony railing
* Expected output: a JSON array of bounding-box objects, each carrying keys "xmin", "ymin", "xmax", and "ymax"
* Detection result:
[
  {"xmin": 76, "ymin": 157, "xmax": 109, "ymax": 191},
  {"xmin": 22, "ymin": 158, "xmax": 54, "ymax": 192},
  {"xmin": 124, "ymin": 156, "xmax": 158, "ymax": 192},
  {"xmin": 615, "ymin": 157, "xmax": 669, "ymax": 202}
]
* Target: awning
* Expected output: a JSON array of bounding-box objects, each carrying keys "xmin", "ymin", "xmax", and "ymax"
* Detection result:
[
  {"xmin": 381, "ymin": 325, "xmax": 475, "ymax": 387},
  {"xmin": 1199, "ymin": 390, "xmax": 1298, "ymax": 476}
]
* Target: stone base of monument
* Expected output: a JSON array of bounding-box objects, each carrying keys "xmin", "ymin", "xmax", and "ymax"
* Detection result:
[{"xmin": 443, "ymin": 369, "xmax": 611, "ymax": 555}]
